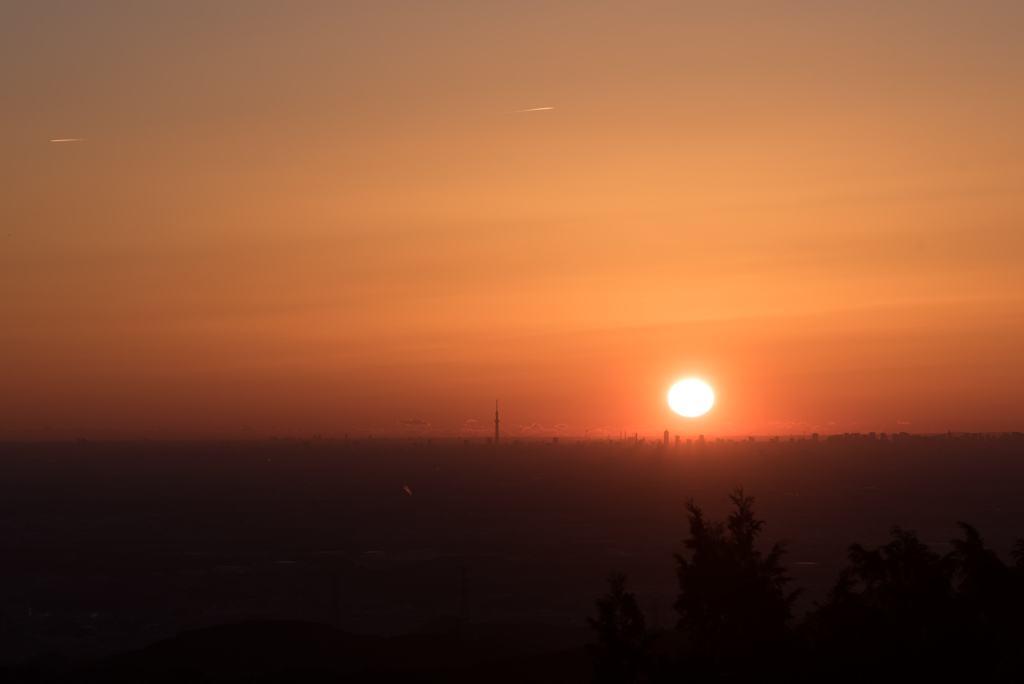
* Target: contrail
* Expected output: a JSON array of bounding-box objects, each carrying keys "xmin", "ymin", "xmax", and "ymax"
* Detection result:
[
  {"xmin": 50, "ymin": 138, "xmax": 89, "ymax": 143},
  {"xmin": 515, "ymin": 107, "xmax": 554, "ymax": 113}
]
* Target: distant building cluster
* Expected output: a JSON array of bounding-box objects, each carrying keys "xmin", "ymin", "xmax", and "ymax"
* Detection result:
[{"xmin": 231, "ymin": 424, "xmax": 1022, "ymax": 452}]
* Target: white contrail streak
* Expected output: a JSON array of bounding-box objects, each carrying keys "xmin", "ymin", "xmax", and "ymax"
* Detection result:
[
  {"xmin": 515, "ymin": 107, "xmax": 554, "ymax": 113},
  {"xmin": 50, "ymin": 138, "xmax": 89, "ymax": 142}
]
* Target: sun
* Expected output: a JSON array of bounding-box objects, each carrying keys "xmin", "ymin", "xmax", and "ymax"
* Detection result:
[{"xmin": 668, "ymin": 379, "xmax": 714, "ymax": 417}]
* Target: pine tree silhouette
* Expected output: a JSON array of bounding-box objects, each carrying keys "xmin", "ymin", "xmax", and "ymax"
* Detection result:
[
  {"xmin": 673, "ymin": 487, "xmax": 797, "ymax": 668},
  {"xmin": 587, "ymin": 572, "xmax": 652, "ymax": 684}
]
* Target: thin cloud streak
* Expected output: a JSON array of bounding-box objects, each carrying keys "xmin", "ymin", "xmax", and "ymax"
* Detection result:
[
  {"xmin": 515, "ymin": 107, "xmax": 553, "ymax": 113},
  {"xmin": 50, "ymin": 139, "xmax": 89, "ymax": 143}
]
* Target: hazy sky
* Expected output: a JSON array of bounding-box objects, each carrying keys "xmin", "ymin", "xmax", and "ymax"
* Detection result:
[{"xmin": 3, "ymin": 1, "xmax": 1023, "ymax": 438}]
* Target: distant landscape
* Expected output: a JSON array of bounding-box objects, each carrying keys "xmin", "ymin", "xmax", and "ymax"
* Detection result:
[{"xmin": 2, "ymin": 435, "xmax": 1023, "ymax": 680}]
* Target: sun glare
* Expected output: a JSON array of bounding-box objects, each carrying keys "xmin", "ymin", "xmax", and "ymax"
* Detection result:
[{"xmin": 668, "ymin": 379, "xmax": 714, "ymax": 417}]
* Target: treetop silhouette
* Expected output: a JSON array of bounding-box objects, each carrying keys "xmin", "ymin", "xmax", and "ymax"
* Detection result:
[
  {"xmin": 673, "ymin": 487, "xmax": 797, "ymax": 665},
  {"xmin": 587, "ymin": 571, "xmax": 652, "ymax": 684}
]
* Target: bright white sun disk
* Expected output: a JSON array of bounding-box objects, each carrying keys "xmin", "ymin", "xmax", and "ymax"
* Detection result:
[{"xmin": 668, "ymin": 379, "xmax": 714, "ymax": 417}]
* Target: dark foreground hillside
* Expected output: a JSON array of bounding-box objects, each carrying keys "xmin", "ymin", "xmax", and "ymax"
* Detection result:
[{"xmin": 3, "ymin": 619, "xmax": 592, "ymax": 683}]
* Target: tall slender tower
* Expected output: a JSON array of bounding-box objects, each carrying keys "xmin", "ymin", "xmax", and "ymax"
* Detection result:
[{"xmin": 494, "ymin": 400, "xmax": 500, "ymax": 447}]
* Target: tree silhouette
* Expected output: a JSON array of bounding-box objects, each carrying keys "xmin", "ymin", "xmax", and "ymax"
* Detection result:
[
  {"xmin": 806, "ymin": 524, "xmax": 1022, "ymax": 678},
  {"xmin": 1013, "ymin": 538, "xmax": 1024, "ymax": 571},
  {"xmin": 950, "ymin": 522, "xmax": 1014, "ymax": 619},
  {"xmin": 579, "ymin": 495, "xmax": 1024, "ymax": 682},
  {"xmin": 587, "ymin": 572, "xmax": 651, "ymax": 684},
  {"xmin": 673, "ymin": 488, "xmax": 796, "ymax": 668},
  {"xmin": 946, "ymin": 523, "xmax": 1024, "ymax": 676}
]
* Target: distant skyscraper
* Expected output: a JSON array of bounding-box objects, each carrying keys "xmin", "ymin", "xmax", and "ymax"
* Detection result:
[
  {"xmin": 664, "ymin": 429, "xmax": 669, "ymax": 445},
  {"xmin": 494, "ymin": 400, "xmax": 499, "ymax": 447}
]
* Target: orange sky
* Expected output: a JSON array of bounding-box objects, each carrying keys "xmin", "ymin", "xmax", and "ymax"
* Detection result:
[{"xmin": 2, "ymin": 1, "xmax": 1023, "ymax": 438}]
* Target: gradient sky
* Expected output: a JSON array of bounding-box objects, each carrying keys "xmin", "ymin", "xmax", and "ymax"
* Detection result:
[{"xmin": 2, "ymin": 1, "xmax": 1023, "ymax": 438}]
